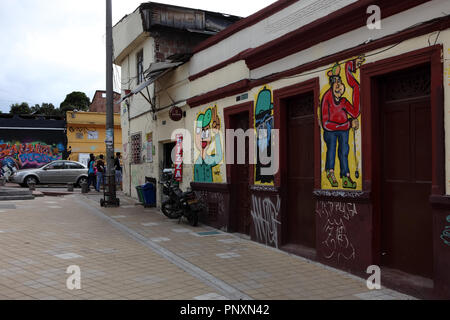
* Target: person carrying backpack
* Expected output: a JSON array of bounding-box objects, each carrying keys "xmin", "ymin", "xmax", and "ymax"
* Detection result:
[{"xmin": 87, "ymin": 154, "xmax": 96, "ymax": 191}]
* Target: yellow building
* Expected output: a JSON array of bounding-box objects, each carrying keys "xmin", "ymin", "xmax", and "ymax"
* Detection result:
[{"xmin": 66, "ymin": 111, "xmax": 122, "ymax": 166}]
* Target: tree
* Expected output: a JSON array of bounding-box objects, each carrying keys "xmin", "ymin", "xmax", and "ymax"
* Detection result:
[
  {"xmin": 10, "ymin": 102, "xmax": 32, "ymax": 115},
  {"xmin": 60, "ymin": 91, "xmax": 90, "ymax": 113},
  {"xmin": 32, "ymin": 103, "xmax": 63, "ymax": 117}
]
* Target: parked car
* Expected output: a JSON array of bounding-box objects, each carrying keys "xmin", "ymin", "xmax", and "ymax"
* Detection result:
[{"xmin": 9, "ymin": 160, "xmax": 88, "ymax": 188}]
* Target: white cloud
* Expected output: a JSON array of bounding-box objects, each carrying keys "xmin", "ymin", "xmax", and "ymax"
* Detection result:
[{"xmin": 0, "ymin": 0, "xmax": 276, "ymax": 112}]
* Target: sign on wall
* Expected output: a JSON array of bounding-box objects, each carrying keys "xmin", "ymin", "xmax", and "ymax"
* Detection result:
[
  {"xmin": 87, "ymin": 131, "xmax": 99, "ymax": 140},
  {"xmin": 146, "ymin": 133, "xmax": 153, "ymax": 163},
  {"xmin": 169, "ymin": 106, "xmax": 183, "ymax": 122},
  {"xmin": 174, "ymin": 134, "xmax": 183, "ymax": 182},
  {"xmin": 78, "ymin": 153, "xmax": 90, "ymax": 167}
]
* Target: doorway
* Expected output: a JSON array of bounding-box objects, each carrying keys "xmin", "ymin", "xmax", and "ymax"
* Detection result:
[
  {"xmin": 284, "ymin": 91, "xmax": 316, "ymax": 250},
  {"xmin": 228, "ymin": 110, "xmax": 252, "ymax": 235},
  {"xmin": 378, "ymin": 64, "xmax": 433, "ymax": 278}
]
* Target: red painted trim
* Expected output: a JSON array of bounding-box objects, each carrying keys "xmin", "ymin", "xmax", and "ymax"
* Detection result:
[
  {"xmin": 223, "ymin": 101, "xmax": 255, "ymax": 185},
  {"xmin": 187, "ymin": 79, "xmax": 250, "ymax": 108},
  {"xmin": 192, "ymin": 0, "xmax": 298, "ymax": 54},
  {"xmin": 244, "ymin": 0, "xmax": 431, "ymax": 70},
  {"xmin": 187, "ymin": 15, "xmax": 450, "ymax": 109}
]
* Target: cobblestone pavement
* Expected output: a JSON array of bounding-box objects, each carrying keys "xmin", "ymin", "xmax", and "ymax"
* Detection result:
[{"xmin": 0, "ymin": 192, "xmax": 416, "ymax": 300}]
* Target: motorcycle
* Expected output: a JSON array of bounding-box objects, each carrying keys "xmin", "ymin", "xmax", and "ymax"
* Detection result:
[{"xmin": 160, "ymin": 169, "xmax": 201, "ymax": 227}]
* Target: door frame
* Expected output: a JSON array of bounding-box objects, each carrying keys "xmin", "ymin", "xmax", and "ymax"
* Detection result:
[
  {"xmin": 273, "ymin": 78, "xmax": 321, "ymax": 253},
  {"xmin": 224, "ymin": 101, "xmax": 255, "ymax": 232},
  {"xmin": 360, "ymin": 45, "xmax": 445, "ymax": 268}
]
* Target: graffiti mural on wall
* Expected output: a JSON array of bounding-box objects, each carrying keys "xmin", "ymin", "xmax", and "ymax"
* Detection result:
[
  {"xmin": 255, "ymin": 86, "xmax": 274, "ymax": 186},
  {"xmin": 251, "ymin": 195, "xmax": 281, "ymax": 248},
  {"xmin": 194, "ymin": 106, "xmax": 223, "ymax": 183},
  {"xmin": 442, "ymin": 215, "xmax": 450, "ymax": 247},
  {"xmin": 316, "ymin": 201, "xmax": 358, "ymax": 262},
  {"xmin": 0, "ymin": 141, "xmax": 64, "ymax": 173},
  {"xmin": 319, "ymin": 56, "xmax": 365, "ymax": 190}
]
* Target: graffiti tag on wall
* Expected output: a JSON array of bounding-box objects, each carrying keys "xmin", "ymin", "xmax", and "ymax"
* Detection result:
[
  {"xmin": 194, "ymin": 106, "xmax": 223, "ymax": 183},
  {"xmin": 319, "ymin": 56, "xmax": 365, "ymax": 190},
  {"xmin": 255, "ymin": 86, "xmax": 275, "ymax": 186},
  {"xmin": 316, "ymin": 201, "xmax": 358, "ymax": 262},
  {"xmin": 0, "ymin": 142, "xmax": 63, "ymax": 171},
  {"xmin": 442, "ymin": 215, "xmax": 450, "ymax": 247},
  {"xmin": 251, "ymin": 195, "xmax": 281, "ymax": 248}
]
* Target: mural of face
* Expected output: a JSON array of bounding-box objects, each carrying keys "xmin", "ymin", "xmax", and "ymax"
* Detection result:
[
  {"xmin": 328, "ymin": 64, "xmax": 346, "ymax": 101},
  {"xmin": 195, "ymin": 109, "xmax": 213, "ymax": 157},
  {"xmin": 332, "ymin": 77, "xmax": 346, "ymax": 101},
  {"xmin": 194, "ymin": 106, "xmax": 223, "ymax": 183}
]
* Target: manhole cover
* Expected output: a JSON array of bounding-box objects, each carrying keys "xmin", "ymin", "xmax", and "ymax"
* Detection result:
[{"xmin": 196, "ymin": 231, "xmax": 223, "ymax": 237}]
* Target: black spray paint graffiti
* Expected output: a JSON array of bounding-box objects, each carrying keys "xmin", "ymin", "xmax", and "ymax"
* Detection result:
[
  {"xmin": 316, "ymin": 201, "xmax": 358, "ymax": 262},
  {"xmin": 251, "ymin": 195, "xmax": 281, "ymax": 248}
]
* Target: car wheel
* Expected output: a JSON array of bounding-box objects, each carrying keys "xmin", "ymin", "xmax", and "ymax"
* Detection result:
[
  {"xmin": 24, "ymin": 176, "xmax": 38, "ymax": 188},
  {"xmin": 77, "ymin": 176, "xmax": 88, "ymax": 187}
]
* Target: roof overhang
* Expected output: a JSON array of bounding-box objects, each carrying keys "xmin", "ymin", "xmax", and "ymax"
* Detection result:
[{"xmin": 118, "ymin": 61, "xmax": 183, "ymax": 104}]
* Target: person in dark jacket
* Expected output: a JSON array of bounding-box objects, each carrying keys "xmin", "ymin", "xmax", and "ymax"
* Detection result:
[
  {"xmin": 87, "ymin": 154, "xmax": 96, "ymax": 191},
  {"xmin": 96, "ymin": 155, "xmax": 105, "ymax": 192}
]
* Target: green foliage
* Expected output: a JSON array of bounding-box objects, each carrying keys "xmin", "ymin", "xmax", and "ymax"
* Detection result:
[
  {"xmin": 60, "ymin": 91, "xmax": 90, "ymax": 113},
  {"xmin": 8, "ymin": 90, "xmax": 91, "ymax": 117},
  {"xmin": 31, "ymin": 103, "xmax": 63, "ymax": 117},
  {"xmin": 10, "ymin": 102, "xmax": 32, "ymax": 115}
]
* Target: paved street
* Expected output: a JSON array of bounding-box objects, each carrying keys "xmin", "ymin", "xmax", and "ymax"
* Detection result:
[{"xmin": 0, "ymin": 191, "xmax": 415, "ymax": 300}]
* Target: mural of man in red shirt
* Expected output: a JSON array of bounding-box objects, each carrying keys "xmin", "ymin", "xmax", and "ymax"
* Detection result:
[{"xmin": 321, "ymin": 56, "xmax": 364, "ymax": 189}]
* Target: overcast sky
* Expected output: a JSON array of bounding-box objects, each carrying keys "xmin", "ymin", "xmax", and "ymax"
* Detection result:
[{"xmin": 0, "ymin": 0, "xmax": 276, "ymax": 113}]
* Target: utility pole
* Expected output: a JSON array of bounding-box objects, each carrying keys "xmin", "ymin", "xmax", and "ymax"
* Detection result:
[{"xmin": 102, "ymin": 0, "xmax": 119, "ymax": 207}]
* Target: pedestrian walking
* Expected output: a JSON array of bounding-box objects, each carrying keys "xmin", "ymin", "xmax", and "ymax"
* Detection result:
[
  {"xmin": 96, "ymin": 155, "xmax": 105, "ymax": 192},
  {"xmin": 114, "ymin": 152, "xmax": 123, "ymax": 191},
  {"xmin": 87, "ymin": 154, "xmax": 96, "ymax": 191}
]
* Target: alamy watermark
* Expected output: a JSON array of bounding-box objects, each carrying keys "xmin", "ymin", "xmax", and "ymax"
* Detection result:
[
  {"xmin": 366, "ymin": 265, "xmax": 381, "ymax": 290},
  {"xmin": 367, "ymin": 5, "xmax": 382, "ymax": 30},
  {"xmin": 171, "ymin": 128, "xmax": 280, "ymax": 177},
  {"xmin": 66, "ymin": 265, "xmax": 81, "ymax": 290}
]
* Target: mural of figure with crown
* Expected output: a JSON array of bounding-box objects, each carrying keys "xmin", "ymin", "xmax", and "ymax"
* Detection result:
[{"xmin": 320, "ymin": 55, "xmax": 365, "ymax": 190}]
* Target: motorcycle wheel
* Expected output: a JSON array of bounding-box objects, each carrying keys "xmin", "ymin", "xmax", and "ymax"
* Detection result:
[
  {"xmin": 187, "ymin": 211, "xmax": 199, "ymax": 227},
  {"xmin": 162, "ymin": 201, "xmax": 181, "ymax": 219}
]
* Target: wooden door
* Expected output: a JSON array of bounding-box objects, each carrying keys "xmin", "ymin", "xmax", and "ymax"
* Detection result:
[
  {"xmin": 380, "ymin": 64, "xmax": 433, "ymax": 278},
  {"xmin": 285, "ymin": 92, "xmax": 316, "ymax": 248},
  {"xmin": 230, "ymin": 112, "xmax": 251, "ymax": 235}
]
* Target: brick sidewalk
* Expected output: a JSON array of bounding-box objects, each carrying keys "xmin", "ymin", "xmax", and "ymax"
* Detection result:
[{"xmin": 0, "ymin": 193, "xmax": 416, "ymax": 300}]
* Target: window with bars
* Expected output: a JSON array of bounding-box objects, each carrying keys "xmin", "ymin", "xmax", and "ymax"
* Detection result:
[
  {"xmin": 131, "ymin": 133, "xmax": 142, "ymax": 165},
  {"xmin": 136, "ymin": 50, "xmax": 144, "ymax": 85}
]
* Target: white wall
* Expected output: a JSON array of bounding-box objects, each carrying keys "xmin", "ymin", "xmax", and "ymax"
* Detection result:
[
  {"xmin": 252, "ymin": 0, "xmax": 450, "ymax": 79},
  {"xmin": 189, "ymin": 0, "xmax": 357, "ymax": 76}
]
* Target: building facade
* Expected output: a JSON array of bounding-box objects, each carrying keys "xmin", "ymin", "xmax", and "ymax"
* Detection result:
[
  {"xmin": 0, "ymin": 114, "xmax": 67, "ymax": 178},
  {"xmin": 89, "ymin": 90, "xmax": 121, "ymax": 114},
  {"xmin": 114, "ymin": 0, "xmax": 450, "ymax": 298},
  {"xmin": 66, "ymin": 111, "xmax": 122, "ymax": 166}
]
